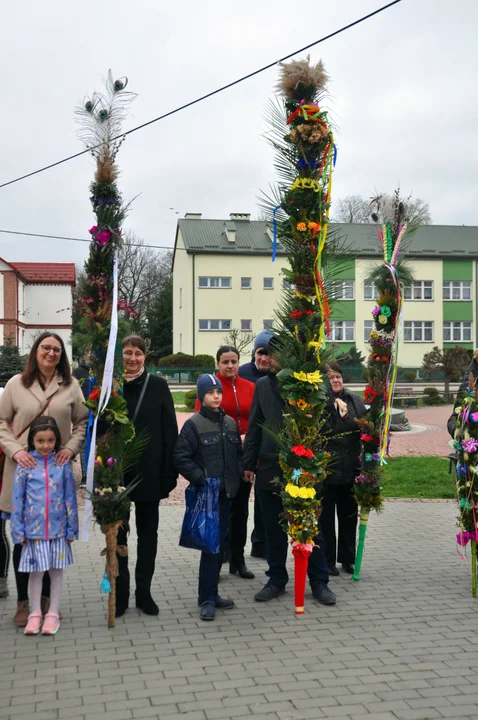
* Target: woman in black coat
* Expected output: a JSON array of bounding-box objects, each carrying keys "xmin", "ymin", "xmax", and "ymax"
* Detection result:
[
  {"xmin": 116, "ymin": 335, "xmax": 178, "ymax": 618},
  {"xmin": 320, "ymin": 362, "xmax": 366, "ymax": 576}
]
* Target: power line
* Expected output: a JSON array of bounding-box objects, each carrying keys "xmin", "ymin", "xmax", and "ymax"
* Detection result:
[
  {"xmin": 0, "ymin": 1, "xmax": 402, "ymax": 191},
  {"xmin": 0, "ymin": 228, "xmax": 176, "ymax": 251}
]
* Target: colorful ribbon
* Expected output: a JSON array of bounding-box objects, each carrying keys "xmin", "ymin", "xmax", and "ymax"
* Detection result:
[
  {"xmin": 456, "ymin": 531, "xmax": 478, "ymax": 547},
  {"xmin": 271, "ymin": 205, "xmax": 281, "ymax": 262}
]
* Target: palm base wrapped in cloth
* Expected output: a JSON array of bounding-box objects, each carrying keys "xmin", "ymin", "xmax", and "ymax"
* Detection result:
[
  {"xmin": 292, "ymin": 542, "xmax": 314, "ymax": 614},
  {"xmin": 100, "ymin": 520, "xmax": 128, "ymax": 628},
  {"xmin": 352, "ymin": 510, "xmax": 369, "ymax": 582}
]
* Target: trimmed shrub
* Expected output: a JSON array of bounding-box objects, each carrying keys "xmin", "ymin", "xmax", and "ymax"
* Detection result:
[
  {"xmin": 423, "ymin": 386, "xmax": 443, "ymax": 406},
  {"xmin": 404, "ymin": 370, "xmax": 416, "ymax": 383},
  {"xmin": 184, "ymin": 389, "xmax": 197, "ymax": 412},
  {"xmin": 158, "ymin": 352, "xmax": 196, "ymax": 367},
  {"xmin": 194, "ymin": 354, "xmax": 215, "ymax": 367}
]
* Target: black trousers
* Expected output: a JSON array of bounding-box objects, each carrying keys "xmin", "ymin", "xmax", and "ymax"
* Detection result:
[
  {"xmin": 320, "ymin": 483, "xmax": 358, "ymax": 567},
  {"xmin": 257, "ymin": 487, "xmax": 329, "ymax": 589},
  {"xmin": 251, "ymin": 494, "xmax": 266, "ymax": 550},
  {"xmin": 13, "ymin": 543, "xmax": 50, "ymax": 602},
  {"xmin": 229, "ymin": 479, "xmax": 251, "ymax": 564},
  {"xmin": 116, "ymin": 500, "xmax": 160, "ymax": 604},
  {"xmin": 1, "ymin": 518, "xmax": 10, "ymax": 579}
]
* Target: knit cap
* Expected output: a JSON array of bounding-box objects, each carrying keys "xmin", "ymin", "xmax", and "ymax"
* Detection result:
[
  {"xmin": 253, "ymin": 330, "xmax": 273, "ymax": 351},
  {"xmin": 197, "ymin": 373, "xmax": 223, "ymax": 402}
]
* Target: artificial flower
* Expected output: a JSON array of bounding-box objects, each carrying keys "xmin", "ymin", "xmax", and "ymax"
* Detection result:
[
  {"xmin": 380, "ymin": 305, "xmax": 391, "ymax": 317},
  {"xmin": 296, "ymin": 222, "xmax": 307, "ymax": 232},
  {"xmin": 364, "ymin": 453, "xmax": 373, "ymax": 462},
  {"xmin": 291, "ymin": 445, "xmax": 314, "ymax": 459},
  {"xmin": 378, "ymin": 315, "xmax": 388, "ymax": 325},
  {"xmin": 372, "ymin": 306, "xmax": 381, "ymax": 316},
  {"xmin": 292, "ymin": 469, "xmax": 302, "ymax": 481},
  {"xmin": 289, "ymin": 399, "xmax": 297, "ymax": 406},
  {"xmin": 96, "ymin": 230, "xmax": 111, "ymax": 247},
  {"xmin": 107, "ymin": 457, "xmax": 117, "ymax": 468},
  {"xmin": 297, "ymin": 487, "xmax": 316, "ymax": 499},
  {"xmin": 360, "ymin": 434, "xmax": 373, "ymax": 443},
  {"xmin": 308, "ymin": 221, "xmax": 320, "ymax": 231},
  {"xmin": 89, "ymin": 388, "xmax": 100, "ymax": 402},
  {"xmin": 471, "ymin": 412, "xmax": 478, "ymax": 422},
  {"xmin": 364, "ymin": 386, "xmax": 377, "ymax": 403},
  {"xmin": 88, "ymin": 225, "xmax": 98, "ymax": 235},
  {"xmin": 95, "ymin": 456, "xmax": 104, "ymax": 467},
  {"xmin": 297, "ymin": 399, "xmax": 308, "ymax": 410},
  {"xmin": 462, "ymin": 438, "xmax": 478, "ymax": 453},
  {"xmin": 305, "ymin": 310, "xmax": 313, "ymax": 316},
  {"xmin": 290, "ymin": 310, "xmax": 303, "ymax": 319},
  {"xmin": 457, "ymin": 463, "xmax": 467, "ymax": 475},
  {"xmin": 285, "ymin": 483, "xmax": 300, "ymax": 498}
]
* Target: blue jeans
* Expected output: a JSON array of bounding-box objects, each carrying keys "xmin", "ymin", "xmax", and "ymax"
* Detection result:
[
  {"xmin": 198, "ymin": 498, "xmax": 230, "ymax": 603},
  {"xmin": 256, "ymin": 487, "xmax": 329, "ymax": 589}
]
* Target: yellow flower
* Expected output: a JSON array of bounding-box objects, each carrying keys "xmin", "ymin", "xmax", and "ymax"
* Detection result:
[
  {"xmin": 306, "ymin": 370, "xmax": 322, "ymax": 387},
  {"xmin": 285, "ymin": 483, "xmax": 300, "ymax": 498},
  {"xmin": 292, "ymin": 371, "xmax": 308, "ymax": 382},
  {"xmin": 96, "ymin": 456, "xmax": 103, "ymax": 466},
  {"xmin": 297, "ymin": 222, "xmax": 307, "ymax": 232},
  {"xmin": 289, "ymin": 399, "xmax": 297, "ymax": 406},
  {"xmin": 297, "ymin": 398, "xmax": 308, "ymax": 410}
]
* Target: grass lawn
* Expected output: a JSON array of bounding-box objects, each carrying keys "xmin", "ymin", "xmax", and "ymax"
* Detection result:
[
  {"xmin": 381, "ymin": 456, "xmax": 456, "ymax": 499},
  {"xmin": 171, "ymin": 391, "xmax": 186, "ymax": 405}
]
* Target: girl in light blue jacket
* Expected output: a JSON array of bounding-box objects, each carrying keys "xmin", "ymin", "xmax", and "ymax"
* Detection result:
[{"xmin": 11, "ymin": 416, "xmax": 78, "ymax": 635}]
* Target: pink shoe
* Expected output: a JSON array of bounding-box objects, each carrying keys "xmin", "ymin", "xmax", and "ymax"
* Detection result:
[
  {"xmin": 24, "ymin": 611, "xmax": 43, "ymax": 635},
  {"xmin": 41, "ymin": 612, "xmax": 60, "ymax": 635}
]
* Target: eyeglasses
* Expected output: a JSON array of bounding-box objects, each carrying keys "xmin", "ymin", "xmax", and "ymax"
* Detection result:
[{"xmin": 40, "ymin": 345, "xmax": 62, "ymax": 354}]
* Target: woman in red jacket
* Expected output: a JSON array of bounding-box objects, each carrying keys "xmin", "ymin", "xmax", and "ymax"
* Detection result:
[{"xmin": 195, "ymin": 345, "xmax": 256, "ymax": 578}]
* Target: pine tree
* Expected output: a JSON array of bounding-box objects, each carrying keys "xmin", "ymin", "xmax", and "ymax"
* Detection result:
[{"xmin": 0, "ymin": 336, "xmax": 25, "ymax": 386}]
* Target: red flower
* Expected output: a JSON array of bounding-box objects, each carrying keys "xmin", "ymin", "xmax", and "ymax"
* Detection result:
[
  {"xmin": 290, "ymin": 310, "xmax": 303, "ymax": 319},
  {"xmin": 305, "ymin": 310, "xmax": 313, "ymax": 316},
  {"xmin": 291, "ymin": 445, "xmax": 314, "ymax": 459},
  {"xmin": 364, "ymin": 386, "xmax": 377, "ymax": 403},
  {"xmin": 361, "ymin": 434, "xmax": 373, "ymax": 443},
  {"xmin": 303, "ymin": 448, "xmax": 314, "ymax": 459},
  {"xmin": 89, "ymin": 388, "xmax": 100, "ymax": 402}
]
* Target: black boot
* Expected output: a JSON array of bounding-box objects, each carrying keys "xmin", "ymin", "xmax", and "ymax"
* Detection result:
[
  {"xmin": 135, "ymin": 591, "xmax": 159, "ymax": 616},
  {"xmin": 229, "ymin": 556, "xmax": 254, "ymax": 579}
]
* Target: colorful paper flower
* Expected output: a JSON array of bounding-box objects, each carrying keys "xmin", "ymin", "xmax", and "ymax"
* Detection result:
[
  {"xmin": 291, "ymin": 445, "xmax": 314, "ymax": 459},
  {"xmin": 292, "ymin": 469, "xmax": 302, "ymax": 481},
  {"xmin": 95, "ymin": 456, "xmax": 104, "ymax": 467},
  {"xmin": 305, "ymin": 310, "xmax": 313, "ymax": 316},
  {"xmin": 457, "ymin": 463, "xmax": 467, "ymax": 475},
  {"xmin": 107, "ymin": 457, "xmax": 117, "ymax": 468},
  {"xmin": 364, "ymin": 386, "xmax": 377, "ymax": 403},
  {"xmin": 470, "ymin": 412, "xmax": 478, "ymax": 422},
  {"xmin": 372, "ymin": 306, "xmax": 381, "ymax": 316},
  {"xmin": 296, "ymin": 222, "xmax": 307, "ymax": 232},
  {"xmin": 462, "ymin": 438, "xmax": 478, "ymax": 453},
  {"xmin": 360, "ymin": 434, "xmax": 373, "ymax": 443},
  {"xmin": 378, "ymin": 315, "xmax": 388, "ymax": 325},
  {"xmin": 364, "ymin": 453, "xmax": 373, "ymax": 462},
  {"xmin": 96, "ymin": 230, "xmax": 111, "ymax": 246},
  {"xmin": 380, "ymin": 305, "xmax": 391, "ymax": 317},
  {"xmin": 290, "ymin": 310, "xmax": 303, "ymax": 319},
  {"xmin": 89, "ymin": 388, "xmax": 100, "ymax": 402},
  {"xmin": 88, "ymin": 225, "xmax": 99, "ymax": 235},
  {"xmin": 297, "ymin": 399, "xmax": 308, "ymax": 410}
]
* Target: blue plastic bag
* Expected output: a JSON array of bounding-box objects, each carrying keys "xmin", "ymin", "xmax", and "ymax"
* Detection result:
[{"xmin": 179, "ymin": 477, "xmax": 221, "ymax": 554}]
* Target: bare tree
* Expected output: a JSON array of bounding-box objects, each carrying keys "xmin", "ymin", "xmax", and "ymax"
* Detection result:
[
  {"xmin": 332, "ymin": 195, "xmax": 370, "ymax": 223},
  {"xmin": 223, "ymin": 328, "xmax": 254, "ymax": 355},
  {"xmin": 422, "ymin": 345, "xmax": 470, "ymax": 400}
]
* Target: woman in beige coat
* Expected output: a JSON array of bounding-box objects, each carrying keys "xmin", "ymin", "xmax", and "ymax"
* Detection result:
[{"xmin": 0, "ymin": 332, "xmax": 88, "ymax": 626}]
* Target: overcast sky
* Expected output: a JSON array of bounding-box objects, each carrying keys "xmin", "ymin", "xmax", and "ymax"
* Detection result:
[{"xmin": 0, "ymin": 0, "xmax": 477, "ymax": 267}]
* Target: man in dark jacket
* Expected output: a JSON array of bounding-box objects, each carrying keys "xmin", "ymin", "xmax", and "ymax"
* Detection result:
[
  {"xmin": 239, "ymin": 330, "xmax": 273, "ymax": 559},
  {"xmin": 174, "ymin": 374, "xmax": 243, "ymax": 621},
  {"xmin": 243, "ymin": 368, "xmax": 336, "ymax": 605}
]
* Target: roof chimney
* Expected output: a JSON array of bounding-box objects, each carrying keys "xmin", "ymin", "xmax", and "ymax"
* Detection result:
[
  {"xmin": 229, "ymin": 213, "xmax": 250, "ymax": 221},
  {"xmin": 184, "ymin": 213, "xmax": 202, "ymax": 219}
]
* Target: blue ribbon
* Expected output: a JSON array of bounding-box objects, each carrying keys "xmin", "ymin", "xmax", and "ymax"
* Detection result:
[
  {"xmin": 333, "ymin": 144, "xmax": 337, "ymax": 167},
  {"xmin": 84, "ymin": 374, "xmax": 96, "ymax": 470},
  {"xmin": 272, "ymin": 205, "xmax": 281, "ymax": 262}
]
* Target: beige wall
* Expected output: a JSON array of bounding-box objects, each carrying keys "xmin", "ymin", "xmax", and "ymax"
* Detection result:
[
  {"xmin": 356, "ymin": 258, "xmax": 444, "ymax": 367},
  {"xmin": 172, "ymin": 239, "xmax": 286, "ymax": 357}
]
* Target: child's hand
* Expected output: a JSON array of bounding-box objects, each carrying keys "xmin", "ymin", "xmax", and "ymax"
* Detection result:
[
  {"xmin": 20, "ymin": 539, "xmax": 27, "ymax": 545},
  {"xmin": 67, "ymin": 539, "xmax": 73, "ymax": 544}
]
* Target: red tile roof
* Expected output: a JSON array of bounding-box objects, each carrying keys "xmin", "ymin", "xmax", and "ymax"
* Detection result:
[{"xmin": 9, "ymin": 262, "xmax": 76, "ymax": 285}]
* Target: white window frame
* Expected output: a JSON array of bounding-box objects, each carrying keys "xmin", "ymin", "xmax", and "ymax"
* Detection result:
[
  {"xmin": 241, "ymin": 277, "xmax": 251, "ymax": 289},
  {"xmin": 198, "ymin": 276, "xmax": 231, "ymax": 289},
  {"xmin": 263, "ymin": 319, "xmax": 274, "ymax": 330},
  {"xmin": 198, "ymin": 319, "xmax": 232, "ymax": 331},
  {"xmin": 364, "ymin": 320, "xmax": 373, "ymax": 342},
  {"xmin": 333, "ymin": 279, "xmax": 355, "ymax": 300},
  {"xmin": 403, "ymin": 281, "xmax": 433, "ymax": 301},
  {"xmin": 241, "ymin": 319, "xmax": 252, "ymax": 332},
  {"xmin": 263, "ymin": 277, "xmax": 274, "ymax": 290},
  {"xmin": 364, "ymin": 281, "xmax": 377, "ymax": 301},
  {"xmin": 443, "ymin": 321, "xmax": 472, "ymax": 343},
  {"xmin": 327, "ymin": 321, "xmax": 355, "ymax": 342},
  {"xmin": 443, "ymin": 280, "xmax": 471, "ymax": 301},
  {"xmin": 404, "ymin": 321, "xmax": 433, "ymax": 343}
]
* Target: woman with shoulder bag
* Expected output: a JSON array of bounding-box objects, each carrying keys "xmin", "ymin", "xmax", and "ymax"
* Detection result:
[
  {"xmin": 115, "ymin": 336, "xmax": 179, "ymax": 618},
  {"xmin": 0, "ymin": 332, "xmax": 88, "ymax": 626}
]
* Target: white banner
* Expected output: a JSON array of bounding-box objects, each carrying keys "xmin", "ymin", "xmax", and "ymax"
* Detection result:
[{"xmin": 81, "ymin": 251, "xmax": 119, "ymax": 541}]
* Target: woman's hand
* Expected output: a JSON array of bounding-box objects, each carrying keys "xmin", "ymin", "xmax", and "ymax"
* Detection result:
[
  {"xmin": 244, "ymin": 471, "xmax": 255, "ymax": 484},
  {"xmin": 55, "ymin": 448, "xmax": 74, "ymax": 466},
  {"xmin": 13, "ymin": 450, "xmax": 36, "ymax": 469}
]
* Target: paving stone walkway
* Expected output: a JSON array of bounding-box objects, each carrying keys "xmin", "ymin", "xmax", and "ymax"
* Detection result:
[{"xmin": 2, "ymin": 500, "xmax": 478, "ymax": 720}]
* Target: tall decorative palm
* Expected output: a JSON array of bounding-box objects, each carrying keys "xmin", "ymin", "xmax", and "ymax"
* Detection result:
[
  {"xmin": 260, "ymin": 56, "xmax": 341, "ymax": 614},
  {"xmin": 75, "ymin": 72, "xmax": 144, "ymax": 627}
]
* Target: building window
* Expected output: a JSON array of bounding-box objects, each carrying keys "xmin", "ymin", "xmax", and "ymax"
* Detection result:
[
  {"xmin": 263, "ymin": 319, "xmax": 274, "ymax": 330},
  {"xmin": 332, "ymin": 279, "xmax": 355, "ymax": 300},
  {"xmin": 241, "ymin": 319, "xmax": 252, "ymax": 332},
  {"xmin": 403, "ymin": 281, "xmax": 433, "ymax": 301},
  {"xmin": 404, "ymin": 321, "xmax": 433, "ymax": 342},
  {"xmin": 198, "ymin": 319, "xmax": 231, "ymax": 331},
  {"xmin": 364, "ymin": 320, "xmax": 373, "ymax": 342},
  {"xmin": 443, "ymin": 280, "xmax": 471, "ymax": 300},
  {"xmin": 198, "ymin": 276, "xmax": 231, "ymax": 289},
  {"xmin": 443, "ymin": 321, "xmax": 472, "ymax": 342},
  {"xmin": 241, "ymin": 277, "xmax": 251, "ymax": 289},
  {"xmin": 328, "ymin": 321, "xmax": 355, "ymax": 342},
  {"xmin": 263, "ymin": 277, "xmax": 274, "ymax": 290},
  {"xmin": 364, "ymin": 281, "xmax": 377, "ymax": 301}
]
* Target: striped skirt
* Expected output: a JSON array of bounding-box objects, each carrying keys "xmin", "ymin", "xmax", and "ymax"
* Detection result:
[{"xmin": 19, "ymin": 538, "xmax": 73, "ymax": 573}]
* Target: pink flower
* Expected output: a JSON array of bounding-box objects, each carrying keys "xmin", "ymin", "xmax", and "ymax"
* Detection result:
[
  {"xmin": 462, "ymin": 438, "xmax": 478, "ymax": 453},
  {"xmin": 107, "ymin": 457, "xmax": 117, "ymax": 468},
  {"xmin": 372, "ymin": 306, "xmax": 381, "ymax": 316},
  {"xmin": 96, "ymin": 230, "xmax": 111, "ymax": 246},
  {"xmin": 471, "ymin": 412, "xmax": 478, "ymax": 422},
  {"xmin": 88, "ymin": 225, "xmax": 98, "ymax": 235}
]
